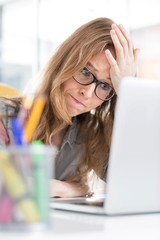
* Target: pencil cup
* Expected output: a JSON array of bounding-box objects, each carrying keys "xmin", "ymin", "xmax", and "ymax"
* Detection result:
[{"xmin": 0, "ymin": 144, "xmax": 56, "ymax": 231}]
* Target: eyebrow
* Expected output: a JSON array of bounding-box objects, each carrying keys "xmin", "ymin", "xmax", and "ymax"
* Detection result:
[
  {"xmin": 86, "ymin": 62, "xmax": 112, "ymax": 82},
  {"xmin": 87, "ymin": 62, "xmax": 98, "ymax": 72}
]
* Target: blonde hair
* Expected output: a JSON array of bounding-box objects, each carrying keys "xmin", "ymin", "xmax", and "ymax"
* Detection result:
[{"xmin": 32, "ymin": 17, "xmax": 117, "ymax": 188}]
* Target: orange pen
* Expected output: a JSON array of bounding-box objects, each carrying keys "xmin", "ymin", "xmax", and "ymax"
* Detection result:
[{"xmin": 23, "ymin": 96, "xmax": 46, "ymax": 144}]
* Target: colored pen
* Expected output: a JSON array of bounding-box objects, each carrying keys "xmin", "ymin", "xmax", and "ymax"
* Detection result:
[
  {"xmin": 0, "ymin": 188, "xmax": 13, "ymax": 224},
  {"xmin": 31, "ymin": 141, "xmax": 49, "ymax": 222},
  {"xmin": 11, "ymin": 96, "xmax": 33, "ymax": 145},
  {"xmin": 17, "ymin": 96, "xmax": 33, "ymax": 127},
  {"xmin": 11, "ymin": 117, "xmax": 24, "ymax": 145},
  {"xmin": 23, "ymin": 96, "xmax": 46, "ymax": 144}
]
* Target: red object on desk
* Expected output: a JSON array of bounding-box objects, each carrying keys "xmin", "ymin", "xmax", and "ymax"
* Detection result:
[{"xmin": 0, "ymin": 194, "xmax": 13, "ymax": 224}]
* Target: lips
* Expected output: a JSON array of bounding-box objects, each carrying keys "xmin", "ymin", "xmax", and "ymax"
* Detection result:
[{"xmin": 70, "ymin": 95, "xmax": 85, "ymax": 107}]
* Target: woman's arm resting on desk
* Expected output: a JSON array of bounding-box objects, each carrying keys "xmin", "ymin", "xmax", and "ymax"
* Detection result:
[{"xmin": 49, "ymin": 179, "xmax": 92, "ymax": 198}]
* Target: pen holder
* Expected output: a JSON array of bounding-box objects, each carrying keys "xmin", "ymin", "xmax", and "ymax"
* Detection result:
[{"xmin": 0, "ymin": 145, "xmax": 56, "ymax": 231}]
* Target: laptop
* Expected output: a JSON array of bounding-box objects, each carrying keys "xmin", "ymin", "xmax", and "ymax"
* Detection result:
[{"xmin": 50, "ymin": 77, "xmax": 160, "ymax": 215}]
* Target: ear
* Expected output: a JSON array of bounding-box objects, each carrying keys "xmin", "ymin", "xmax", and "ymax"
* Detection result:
[{"xmin": 0, "ymin": 120, "xmax": 10, "ymax": 145}]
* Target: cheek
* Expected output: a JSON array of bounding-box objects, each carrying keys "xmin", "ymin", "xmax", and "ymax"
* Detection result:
[
  {"xmin": 62, "ymin": 80, "xmax": 69, "ymax": 92},
  {"xmin": 62, "ymin": 78, "xmax": 75, "ymax": 92},
  {"xmin": 89, "ymin": 99, "xmax": 104, "ymax": 110}
]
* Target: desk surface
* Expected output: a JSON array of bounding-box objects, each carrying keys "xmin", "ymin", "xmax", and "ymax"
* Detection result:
[{"xmin": 1, "ymin": 209, "xmax": 160, "ymax": 240}]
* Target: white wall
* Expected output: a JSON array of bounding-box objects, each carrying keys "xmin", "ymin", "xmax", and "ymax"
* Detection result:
[{"xmin": 1, "ymin": 0, "xmax": 160, "ymax": 92}]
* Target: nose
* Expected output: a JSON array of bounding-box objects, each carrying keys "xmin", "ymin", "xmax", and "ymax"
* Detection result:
[{"xmin": 79, "ymin": 83, "xmax": 96, "ymax": 98}]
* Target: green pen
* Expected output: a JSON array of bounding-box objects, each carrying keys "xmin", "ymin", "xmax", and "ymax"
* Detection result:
[{"xmin": 31, "ymin": 141, "xmax": 49, "ymax": 223}]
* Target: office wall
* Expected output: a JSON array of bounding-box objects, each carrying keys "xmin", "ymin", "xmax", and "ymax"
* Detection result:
[
  {"xmin": 0, "ymin": 0, "xmax": 160, "ymax": 93},
  {"xmin": 131, "ymin": 25, "xmax": 160, "ymax": 79}
]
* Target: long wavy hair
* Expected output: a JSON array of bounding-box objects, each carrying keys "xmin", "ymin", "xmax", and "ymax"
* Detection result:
[{"xmin": 30, "ymin": 17, "xmax": 117, "ymax": 188}]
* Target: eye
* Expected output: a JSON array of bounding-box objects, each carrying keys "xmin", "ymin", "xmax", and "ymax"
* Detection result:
[
  {"xmin": 99, "ymin": 82, "xmax": 111, "ymax": 91},
  {"xmin": 81, "ymin": 67, "xmax": 92, "ymax": 78}
]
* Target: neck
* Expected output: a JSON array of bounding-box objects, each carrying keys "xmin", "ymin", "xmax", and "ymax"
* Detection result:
[{"xmin": 52, "ymin": 127, "xmax": 69, "ymax": 149}]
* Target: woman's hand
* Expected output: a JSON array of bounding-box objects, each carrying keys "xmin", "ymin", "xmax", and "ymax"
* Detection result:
[
  {"xmin": 49, "ymin": 179, "xmax": 93, "ymax": 198},
  {"xmin": 105, "ymin": 24, "xmax": 140, "ymax": 94}
]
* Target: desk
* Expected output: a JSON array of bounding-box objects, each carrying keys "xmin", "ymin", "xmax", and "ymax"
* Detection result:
[{"xmin": 1, "ymin": 210, "xmax": 160, "ymax": 240}]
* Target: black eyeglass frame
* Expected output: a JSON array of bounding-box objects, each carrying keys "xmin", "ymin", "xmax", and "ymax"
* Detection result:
[{"xmin": 73, "ymin": 67, "xmax": 116, "ymax": 101}]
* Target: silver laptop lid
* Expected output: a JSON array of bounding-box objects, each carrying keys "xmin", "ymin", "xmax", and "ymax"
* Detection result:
[{"xmin": 105, "ymin": 77, "xmax": 160, "ymax": 215}]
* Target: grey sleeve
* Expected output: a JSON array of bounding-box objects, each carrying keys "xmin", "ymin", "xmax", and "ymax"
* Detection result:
[
  {"xmin": 101, "ymin": 162, "xmax": 108, "ymax": 182},
  {"xmin": 0, "ymin": 101, "xmax": 16, "ymax": 146}
]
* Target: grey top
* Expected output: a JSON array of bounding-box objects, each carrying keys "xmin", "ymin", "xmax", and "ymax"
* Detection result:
[
  {"xmin": 0, "ymin": 100, "xmax": 84, "ymax": 180},
  {"xmin": 0, "ymin": 101, "xmax": 16, "ymax": 145},
  {"xmin": 54, "ymin": 119, "xmax": 85, "ymax": 180}
]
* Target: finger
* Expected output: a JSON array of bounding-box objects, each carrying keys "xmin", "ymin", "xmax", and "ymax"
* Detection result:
[
  {"xmin": 134, "ymin": 48, "xmax": 140, "ymax": 62},
  {"xmin": 105, "ymin": 49, "xmax": 117, "ymax": 66},
  {"xmin": 110, "ymin": 29, "xmax": 125, "ymax": 63},
  {"xmin": 118, "ymin": 24, "xmax": 134, "ymax": 55},
  {"xmin": 105, "ymin": 50, "xmax": 119, "ymax": 93},
  {"xmin": 112, "ymin": 24, "xmax": 132, "ymax": 57},
  {"xmin": 105, "ymin": 49, "xmax": 119, "ymax": 78}
]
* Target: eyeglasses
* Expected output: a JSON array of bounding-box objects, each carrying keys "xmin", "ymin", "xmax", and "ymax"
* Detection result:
[{"xmin": 73, "ymin": 67, "xmax": 115, "ymax": 101}]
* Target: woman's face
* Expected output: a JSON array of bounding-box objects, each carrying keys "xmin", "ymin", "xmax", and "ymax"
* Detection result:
[{"xmin": 63, "ymin": 51, "xmax": 114, "ymax": 117}]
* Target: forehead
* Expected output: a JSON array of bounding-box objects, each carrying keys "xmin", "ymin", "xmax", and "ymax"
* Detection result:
[
  {"xmin": 90, "ymin": 49, "xmax": 115, "ymax": 64},
  {"xmin": 87, "ymin": 51, "xmax": 111, "ymax": 73}
]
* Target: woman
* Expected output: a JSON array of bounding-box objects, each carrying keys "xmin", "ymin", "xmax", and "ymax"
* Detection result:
[{"xmin": 0, "ymin": 17, "xmax": 139, "ymax": 197}]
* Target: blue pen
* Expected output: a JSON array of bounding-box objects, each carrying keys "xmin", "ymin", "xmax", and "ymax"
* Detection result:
[
  {"xmin": 11, "ymin": 117, "xmax": 24, "ymax": 145},
  {"xmin": 11, "ymin": 117, "xmax": 28, "ymax": 191}
]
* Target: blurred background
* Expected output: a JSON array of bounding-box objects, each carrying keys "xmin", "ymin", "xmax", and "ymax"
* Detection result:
[{"xmin": 0, "ymin": 0, "xmax": 160, "ymax": 93}]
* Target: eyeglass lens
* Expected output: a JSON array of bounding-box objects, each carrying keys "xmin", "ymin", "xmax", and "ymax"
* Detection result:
[{"xmin": 73, "ymin": 67, "xmax": 115, "ymax": 101}]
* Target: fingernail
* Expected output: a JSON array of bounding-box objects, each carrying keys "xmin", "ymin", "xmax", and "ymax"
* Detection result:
[
  {"xmin": 110, "ymin": 29, "xmax": 115, "ymax": 35},
  {"xmin": 112, "ymin": 24, "xmax": 117, "ymax": 29}
]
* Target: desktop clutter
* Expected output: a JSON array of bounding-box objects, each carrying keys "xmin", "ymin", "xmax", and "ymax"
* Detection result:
[{"xmin": 0, "ymin": 96, "xmax": 54, "ymax": 230}]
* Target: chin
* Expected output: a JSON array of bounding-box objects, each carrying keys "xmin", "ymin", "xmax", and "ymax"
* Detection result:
[{"xmin": 68, "ymin": 110, "xmax": 83, "ymax": 117}]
